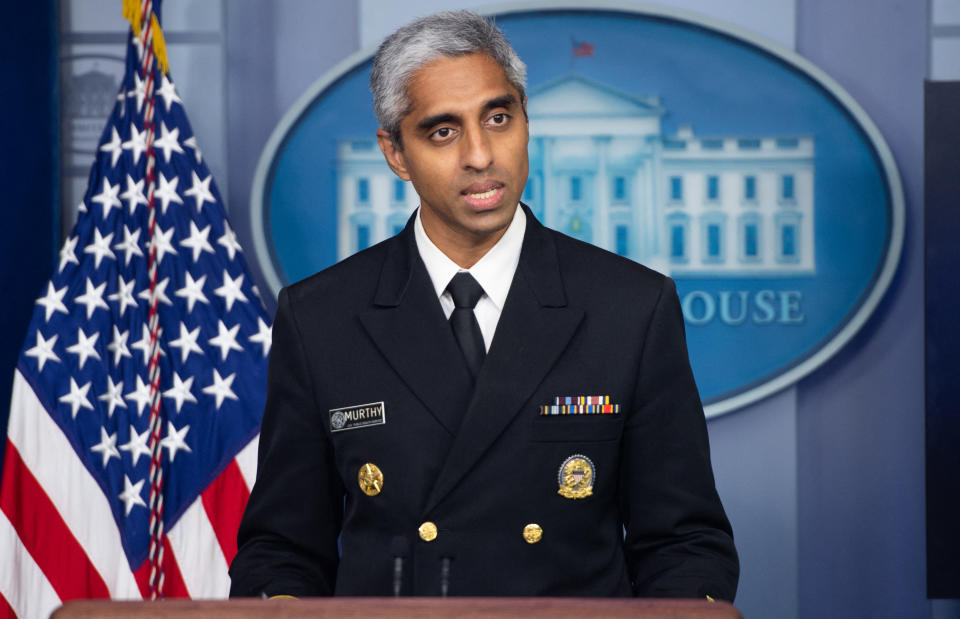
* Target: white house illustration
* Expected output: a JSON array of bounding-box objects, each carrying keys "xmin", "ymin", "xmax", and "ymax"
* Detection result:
[{"xmin": 335, "ymin": 73, "xmax": 815, "ymax": 276}]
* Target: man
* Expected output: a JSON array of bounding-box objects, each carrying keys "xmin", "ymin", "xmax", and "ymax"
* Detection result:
[{"xmin": 230, "ymin": 11, "xmax": 738, "ymax": 600}]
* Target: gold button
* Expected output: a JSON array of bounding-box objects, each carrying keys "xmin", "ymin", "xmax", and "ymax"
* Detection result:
[
  {"xmin": 358, "ymin": 463, "xmax": 383, "ymax": 496},
  {"xmin": 523, "ymin": 523, "xmax": 543, "ymax": 544},
  {"xmin": 418, "ymin": 521, "xmax": 438, "ymax": 542}
]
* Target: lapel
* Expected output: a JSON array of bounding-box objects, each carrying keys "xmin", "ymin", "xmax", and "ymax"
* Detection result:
[
  {"xmin": 424, "ymin": 207, "xmax": 584, "ymax": 513},
  {"xmin": 358, "ymin": 220, "xmax": 474, "ymax": 436}
]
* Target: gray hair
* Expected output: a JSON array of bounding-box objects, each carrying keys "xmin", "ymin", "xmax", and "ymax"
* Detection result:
[{"xmin": 370, "ymin": 10, "xmax": 527, "ymax": 147}]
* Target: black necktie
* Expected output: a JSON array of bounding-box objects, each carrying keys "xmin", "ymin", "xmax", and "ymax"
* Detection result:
[{"xmin": 446, "ymin": 272, "xmax": 486, "ymax": 378}]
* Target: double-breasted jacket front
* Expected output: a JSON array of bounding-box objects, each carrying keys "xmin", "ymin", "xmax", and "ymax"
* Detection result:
[{"xmin": 229, "ymin": 207, "xmax": 739, "ymax": 600}]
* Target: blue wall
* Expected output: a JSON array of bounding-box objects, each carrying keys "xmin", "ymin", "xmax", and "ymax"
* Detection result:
[{"xmin": 795, "ymin": 1, "xmax": 926, "ymax": 616}]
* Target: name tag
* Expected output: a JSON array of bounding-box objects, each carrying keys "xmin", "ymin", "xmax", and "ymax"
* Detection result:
[{"xmin": 329, "ymin": 401, "xmax": 386, "ymax": 432}]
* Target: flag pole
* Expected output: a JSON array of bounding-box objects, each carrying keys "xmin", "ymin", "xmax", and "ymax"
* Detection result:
[{"xmin": 125, "ymin": 0, "xmax": 168, "ymax": 600}]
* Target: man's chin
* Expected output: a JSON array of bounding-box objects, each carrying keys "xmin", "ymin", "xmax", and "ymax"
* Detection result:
[{"xmin": 464, "ymin": 203, "xmax": 516, "ymax": 230}]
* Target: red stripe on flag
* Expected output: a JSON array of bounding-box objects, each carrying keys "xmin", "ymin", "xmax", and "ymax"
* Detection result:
[
  {"xmin": 201, "ymin": 459, "xmax": 250, "ymax": 564},
  {"xmin": 133, "ymin": 536, "xmax": 189, "ymax": 598},
  {"xmin": 0, "ymin": 591, "xmax": 15, "ymax": 619},
  {"xmin": 0, "ymin": 440, "xmax": 110, "ymax": 601}
]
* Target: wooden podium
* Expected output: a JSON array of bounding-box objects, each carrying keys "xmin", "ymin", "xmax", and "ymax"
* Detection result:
[{"xmin": 53, "ymin": 597, "xmax": 741, "ymax": 618}]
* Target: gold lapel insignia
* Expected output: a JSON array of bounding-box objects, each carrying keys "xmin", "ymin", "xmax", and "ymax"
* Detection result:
[
  {"xmin": 358, "ymin": 462, "xmax": 383, "ymax": 496},
  {"xmin": 557, "ymin": 454, "xmax": 595, "ymax": 499}
]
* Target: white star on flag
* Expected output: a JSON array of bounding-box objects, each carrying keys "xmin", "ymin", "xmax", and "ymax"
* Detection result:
[
  {"xmin": 183, "ymin": 171, "xmax": 215, "ymax": 213},
  {"xmin": 130, "ymin": 324, "xmax": 164, "ymax": 366},
  {"xmin": 91, "ymin": 178, "xmax": 123, "ymax": 217},
  {"xmin": 36, "ymin": 281, "xmax": 69, "ymax": 322},
  {"xmin": 214, "ymin": 270, "xmax": 248, "ymax": 311},
  {"xmin": 98, "ymin": 376, "xmax": 127, "ymax": 417},
  {"xmin": 90, "ymin": 427, "xmax": 120, "ymax": 468},
  {"xmin": 161, "ymin": 422, "xmax": 192, "ymax": 461},
  {"xmin": 169, "ymin": 322, "xmax": 203, "ymax": 363},
  {"xmin": 119, "ymin": 424, "xmax": 151, "ymax": 466},
  {"xmin": 175, "ymin": 272, "xmax": 209, "ymax": 312},
  {"xmin": 180, "ymin": 221, "xmax": 215, "ymax": 262},
  {"xmin": 154, "ymin": 172, "xmax": 183, "ymax": 214},
  {"xmin": 83, "ymin": 228, "xmax": 116, "ymax": 268},
  {"xmin": 130, "ymin": 32, "xmax": 145, "ymax": 66},
  {"xmin": 24, "ymin": 331, "xmax": 60, "ymax": 371},
  {"xmin": 209, "ymin": 320, "xmax": 243, "ymax": 361},
  {"xmin": 59, "ymin": 377, "xmax": 93, "ymax": 419},
  {"xmin": 58, "ymin": 235, "xmax": 79, "ymax": 273},
  {"xmin": 66, "ymin": 327, "xmax": 101, "ymax": 370},
  {"xmin": 147, "ymin": 224, "xmax": 178, "ymax": 262},
  {"xmin": 155, "ymin": 73, "xmax": 182, "ymax": 111},
  {"xmin": 137, "ymin": 276, "xmax": 173, "ymax": 306},
  {"xmin": 124, "ymin": 375, "xmax": 154, "ymax": 417},
  {"xmin": 183, "ymin": 135, "xmax": 202, "ymax": 163},
  {"xmin": 153, "ymin": 121, "xmax": 185, "ymax": 162},
  {"xmin": 202, "ymin": 369, "xmax": 238, "ymax": 409},
  {"xmin": 107, "ymin": 274, "xmax": 139, "ymax": 316},
  {"xmin": 127, "ymin": 70, "xmax": 147, "ymax": 111},
  {"xmin": 118, "ymin": 475, "xmax": 147, "ymax": 516},
  {"xmin": 119, "ymin": 174, "xmax": 148, "ymax": 214},
  {"xmin": 122, "ymin": 123, "xmax": 148, "ymax": 164},
  {"xmin": 74, "ymin": 277, "xmax": 109, "ymax": 319},
  {"xmin": 107, "ymin": 325, "xmax": 132, "ymax": 366},
  {"xmin": 163, "ymin": 371, "xmax": 197, "ymax": 413},
  {"xmin": 217, "ymin": 221, "xmax": 243, "ymax": 260},
  {"xmin": 113, "ymin": 225, "xmax": 144, "ymax": 265},
  {"xmin": 248, "ymin": 317, "xmax": 272, "ymax": 357},
  {"xmin": 100, "ymin": 127, "xmax": 123, "ymax": 167}
]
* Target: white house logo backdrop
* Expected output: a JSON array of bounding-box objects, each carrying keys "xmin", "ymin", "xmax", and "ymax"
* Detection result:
[{"xmin": 250, "ymin": 4, "xmax": 903, "ymax": 416}]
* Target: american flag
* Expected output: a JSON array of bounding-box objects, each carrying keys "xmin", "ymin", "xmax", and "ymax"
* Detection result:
[
  {"xmin": 572, "ymin": 40, "xmax": 595, "ymax": 57},
  {"xmin": 0, "ymin": 1, "xmax": 270, "ymax": 615}
]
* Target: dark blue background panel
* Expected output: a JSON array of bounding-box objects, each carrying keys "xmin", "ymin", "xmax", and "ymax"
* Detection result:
[
  {"xmin": 0, "ymin": 0, "xmax": 58, "ymax": 477},
  {"xmin": 924, "ymin": 79, "xmax": 960, "ymax": 600}
]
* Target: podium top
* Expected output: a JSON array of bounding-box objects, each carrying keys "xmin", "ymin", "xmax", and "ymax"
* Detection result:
[{"xmin": 54, "ymin": 597, "xmax": 741, "ymax": 618}]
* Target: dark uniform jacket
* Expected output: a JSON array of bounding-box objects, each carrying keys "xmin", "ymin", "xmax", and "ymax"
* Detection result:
[{"xmin": 229, "ymin": 205, "xmax": 738, "ymax": 599}]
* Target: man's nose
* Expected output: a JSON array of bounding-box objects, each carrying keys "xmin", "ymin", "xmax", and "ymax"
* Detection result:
[{"xmin": 460, "ymin": 125, "xmax": 493, "ymax": 171}]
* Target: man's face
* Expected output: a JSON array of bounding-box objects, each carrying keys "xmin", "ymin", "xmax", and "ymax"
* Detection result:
[{"xmin": 377, "ymin": 53, "xmax": 529, "ymax": 265}]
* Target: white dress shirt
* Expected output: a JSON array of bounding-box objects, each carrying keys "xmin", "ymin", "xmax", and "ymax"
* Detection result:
[{"xmin": 414, "ymin": 205, "xmax": 526, "ymax": 352}]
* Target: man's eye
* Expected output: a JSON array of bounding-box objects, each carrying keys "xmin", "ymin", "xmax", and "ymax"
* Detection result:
[
  {"xmin": 431, "ymin": 127, "xmax": 453, "ymax": 140},
  {"xmin": 489, "ymin": 113, "xmax": 508, "ymax": 125}
]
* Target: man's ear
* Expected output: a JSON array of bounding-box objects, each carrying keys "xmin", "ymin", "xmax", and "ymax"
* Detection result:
[{"xmin": 376, "ymin": 129, "xmax": 410, "ymax": 181}]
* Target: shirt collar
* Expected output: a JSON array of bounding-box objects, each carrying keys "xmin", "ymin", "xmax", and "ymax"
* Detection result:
[{"xmin": 414, "ymin": 205, "xmax": 526, "ymax": 311}]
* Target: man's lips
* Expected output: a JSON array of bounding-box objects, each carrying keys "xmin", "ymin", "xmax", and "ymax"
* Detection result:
[{"xmin": 461, "ymin": 182, "xmax": 505, "ymax": 209}]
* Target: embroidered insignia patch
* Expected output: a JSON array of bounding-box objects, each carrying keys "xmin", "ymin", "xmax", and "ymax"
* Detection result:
[
  {"xmin": 557, "ymin": 454, "xmax": 595, "ymax": 499},
  {"xmin": 329, "ymin": 401, "xmax": 385, "ymax": 432}
]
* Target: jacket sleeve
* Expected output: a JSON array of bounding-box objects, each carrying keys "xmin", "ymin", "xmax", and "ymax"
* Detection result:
[
  {"xmin": 619, "ymin": 276, "xmax": 739, "ymax": 601},
  {"xmin": 229, "ymin": 286, "xmax": 345, "ymax": 597}
]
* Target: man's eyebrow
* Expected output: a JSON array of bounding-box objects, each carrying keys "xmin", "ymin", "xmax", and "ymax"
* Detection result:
[
  {"xmin": 483, "ymin": 94, "xmax": 518, "ymax": 112},
  {"xmin": 416, "ymin": 113, "xmax": 459, "ymax": 132}
]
